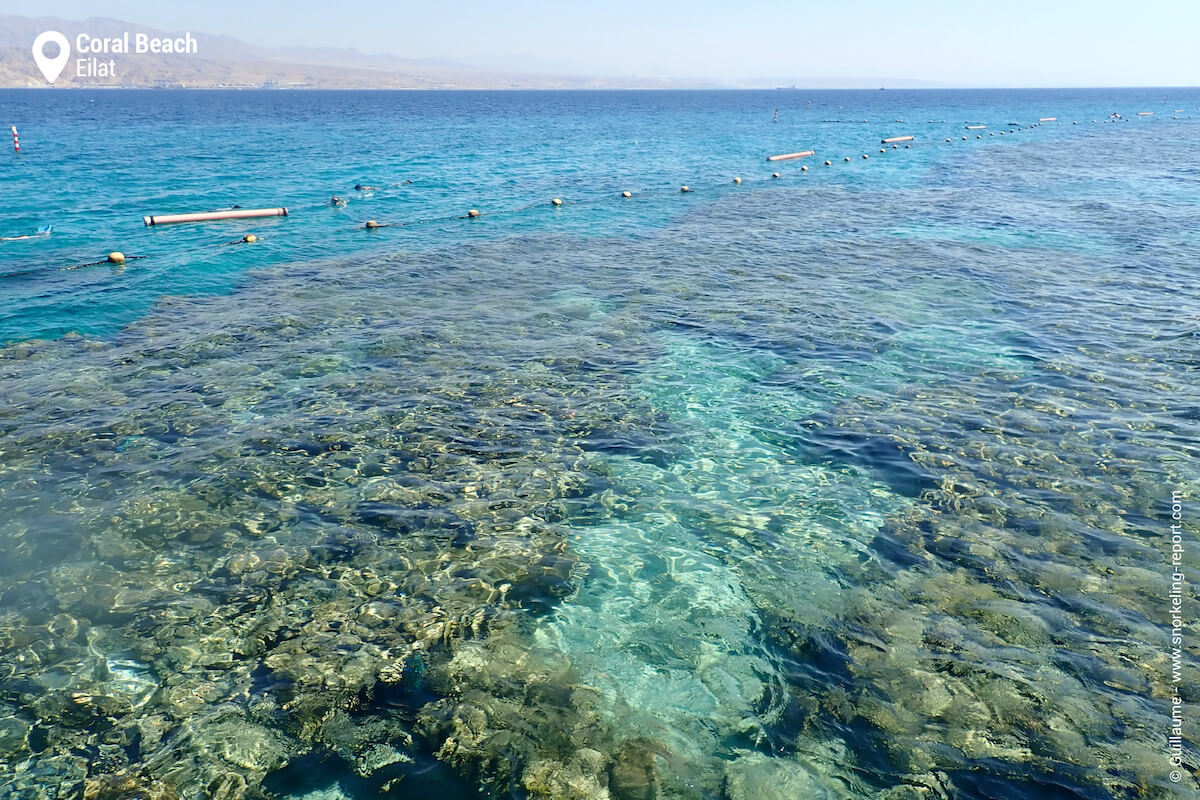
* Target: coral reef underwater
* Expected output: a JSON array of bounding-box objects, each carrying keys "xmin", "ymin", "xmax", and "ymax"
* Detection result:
[{"xmin": 1, "ymin": 185, "xmax": 1197, "ymax": 799}]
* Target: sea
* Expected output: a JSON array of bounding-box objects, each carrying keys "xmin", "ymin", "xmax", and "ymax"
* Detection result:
[{"xmin": 0, "ymin": 88, "xmax": 1196, "ymax": 800}]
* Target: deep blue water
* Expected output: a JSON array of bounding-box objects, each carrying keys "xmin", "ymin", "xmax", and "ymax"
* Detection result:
[{"xmin": 0, "ymin": 88, "xmax": 1197, "ymax": 800}]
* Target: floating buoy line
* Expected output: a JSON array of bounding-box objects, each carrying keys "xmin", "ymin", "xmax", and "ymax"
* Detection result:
[
  {"xmin": 0, "ymin": 226, "xmax": 264, "ymax": 280},
  {"xmin": 1, "ymin": 110, "xmax": 1187, "ymax": 280},
  {"xmin": 0, "ymin": 252, "xmax": 152, "ymax": 279}
]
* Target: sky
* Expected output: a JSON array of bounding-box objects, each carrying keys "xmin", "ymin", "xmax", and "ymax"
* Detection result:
[{"xmin": 5, "ymin": 0, "xmax": 1199, "ymax": 87}]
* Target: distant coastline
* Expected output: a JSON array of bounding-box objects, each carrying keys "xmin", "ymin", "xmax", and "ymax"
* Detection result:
[
  {"xmin": 0, "ymin": 13, "xmax": 935, "ymax": 91},
  {"xmin": 5, "ymin": 14, "xmax": 1189, "ymax": 91}
]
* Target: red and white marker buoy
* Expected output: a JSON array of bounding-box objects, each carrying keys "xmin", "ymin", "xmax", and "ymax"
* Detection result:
[{"xmin": 11, "ymin": 126, "xmax": 18, "ymax": 153}]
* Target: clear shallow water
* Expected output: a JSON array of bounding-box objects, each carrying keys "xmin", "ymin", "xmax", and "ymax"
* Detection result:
[{"xmin": 0, "ymin": 89, "xmax": 1198, "ymax": 799}]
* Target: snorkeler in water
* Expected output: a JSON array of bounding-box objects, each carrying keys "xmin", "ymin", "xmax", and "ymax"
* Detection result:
[
  {"xmin": 0, "ymin": 225, "xmax": 52, "ymax": 242},
  {"xmin": 354, "ymin": 183, "xmax": 379, "ymax": 191},
  {"xmin": 329, "ymin": 196, "xmax": 346, "ymax": 207}
]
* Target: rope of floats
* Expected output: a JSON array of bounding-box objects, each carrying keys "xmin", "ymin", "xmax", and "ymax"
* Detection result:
[
  {"xmin": 0, "ymin": 111, "xmax": 1186, "ymax": 280},
  {"xmin": 349, "ymin": 117, "xmax": 1134, "ymax": 230},
  {"xmin": 0, "ymin": 232, "xmax": 263, "ymax": 280}
]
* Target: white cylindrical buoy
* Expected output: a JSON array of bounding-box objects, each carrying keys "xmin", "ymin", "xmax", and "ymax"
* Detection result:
[
  {"xmin": 767, "ymin": 150, "xmax": 815, "ymax": 161},
  {"xmin": 862, "ymin": 154, "xmax": 869, "ymax": 159},
  {"xmin": 879, "ymin": 148, "xmax": 885, "ymax": 153},
  {"xmin": 824, "ymin": 160, "xmax": 832, "ymax": 165},
  {"xmin": 843, "ymin": 157, "xmax": 850, "ymax": 162},
  {"xmin": 10, "ymin": 126, "xmax": 18, "ymax": 153},
  {"xmin": 881, "ymin": 135, "xmax": 914, "ymax": 143},
  {"xmin": 107, "ymin": 252, "xmax": 126, "ymax": 265},
  {"xmin": 946, "ymin": 138, "xmax": 951, "ymax": 142},
  {"xmin": 772, "ymin": 172, "xmax": 780, "ymax": 178},
  {"xmin": 143, "ymin": 208, "xmax": 288, "ymax": 226},
  {"xmin": 800, "ymin": 165, "xmax": 808, "ymax": 171}
]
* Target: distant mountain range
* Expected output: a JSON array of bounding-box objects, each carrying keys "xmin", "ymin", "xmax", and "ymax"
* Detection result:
[{"xmin": 0, "ymin": 14, "xmax": 936, "ymax": 90}]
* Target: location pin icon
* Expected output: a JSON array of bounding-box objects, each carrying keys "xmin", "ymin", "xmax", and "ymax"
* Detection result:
[{"xmin": 32, "ymin": 31, "xmax": 70, "ymax": 84}]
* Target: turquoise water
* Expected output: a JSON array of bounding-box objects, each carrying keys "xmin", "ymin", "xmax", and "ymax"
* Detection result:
[{"xmin": 0, "ymin": 88, "xmax": 1197, "ymax": 799}]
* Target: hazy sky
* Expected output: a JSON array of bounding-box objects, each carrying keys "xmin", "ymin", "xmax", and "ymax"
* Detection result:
[{"xmin": 7, "ymin": 0, "xmax": 1199, "ymax": 87}]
